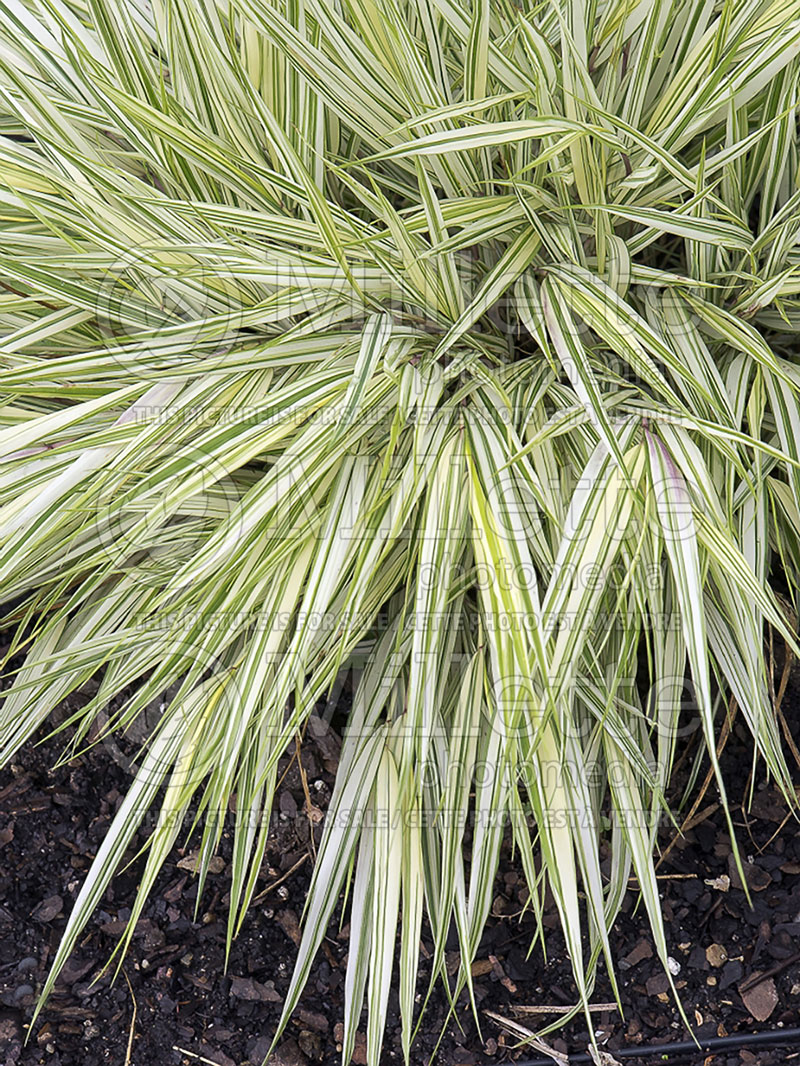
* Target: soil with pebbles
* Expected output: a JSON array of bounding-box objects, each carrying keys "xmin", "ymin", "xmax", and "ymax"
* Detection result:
[{"xmin": 2, "ymin": 668, "xmax": 800, "ymax": 1066}]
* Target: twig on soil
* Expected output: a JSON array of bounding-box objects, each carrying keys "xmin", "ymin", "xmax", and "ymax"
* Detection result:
[
  {"xmin": 511, "ymin": 1003, "xmax": 618, "ymax": 1016},
  {"xmin": 739, "ymin": 950, "xmax": 800, "ymax": 994},
  {"xmin": 757, "ymin": 790, "xmax": 800, "ymax": 854},
  {"xmin": 777, "ymin": 707, "xmax": 800, "ymax": 770},
  {"xmin": 252, "ymin": 853, "xmax": 308, "ymax": 903},
  {"xmin": 172, "ymin": 1048, "xmax": 230, "ymax": 1066},
  {"xmin": 295, "ymin": 733, "xmax": 317, "ymax": 861},
  {"xmin": 122, "ymin": 967, "xmax": 137, "ymax": 1066},
  {"xmin": 656, "ymin": 699, "xmax": 736, "ymax": 871},
  {"xmin": 485, "ymin": 1011, "xmax": 569, "ymax": 1064},
  {"xmin": 627, "ymin": 873, "xmax": 698, "ymax": 884},
  {"xmin": 699, "ymin": 895, "xmax": 724, "ymax": 931}
]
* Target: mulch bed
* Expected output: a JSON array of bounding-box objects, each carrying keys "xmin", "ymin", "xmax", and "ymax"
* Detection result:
[{"xmin": 1, "ymin": 662, "xmax": 800, "ymax": 1066}]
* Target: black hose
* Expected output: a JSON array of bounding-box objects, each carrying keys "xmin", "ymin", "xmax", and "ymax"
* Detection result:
[{"xmin": 514, "ymin": 1025, "xmax": 800, "ymax": 1064}]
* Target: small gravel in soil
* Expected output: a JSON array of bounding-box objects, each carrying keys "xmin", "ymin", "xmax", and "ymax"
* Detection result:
[{"xmin": 2, "ymin": 668, "xmax": 800, "ymax": 1066}]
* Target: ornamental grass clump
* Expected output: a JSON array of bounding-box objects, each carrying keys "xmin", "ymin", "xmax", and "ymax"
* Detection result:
[{"xmin": 1, "ymin": 0, "xmax": 800, "ymax": 1060}]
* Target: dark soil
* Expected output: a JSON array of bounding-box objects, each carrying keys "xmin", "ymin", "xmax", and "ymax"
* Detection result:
[{"xmin": 2, "ymin": 663, "xmax": 800, "ymax": 1066}]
